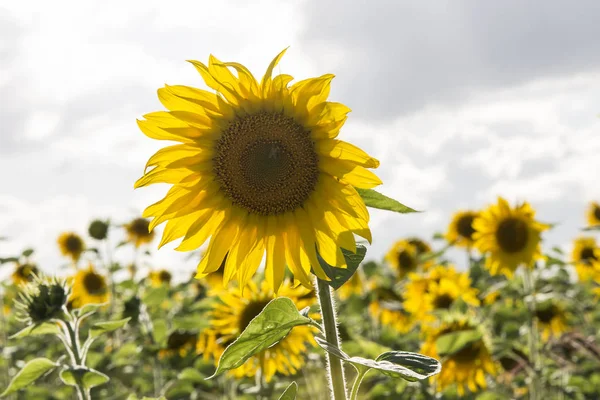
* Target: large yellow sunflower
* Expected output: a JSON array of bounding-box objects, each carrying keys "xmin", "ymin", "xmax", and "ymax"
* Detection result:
[
  {"xmin": 445, "ymin": 210, "xmax": 479, "ymax": 248},
  {"xmin": 135, "ymin": 50, "xmax": 380, "ymax": 291},
  {"xmin": 385, "ymin": 239, "xmax": 420, "ymax": 278},
  {"xmin": 473, "ymin": 197, "xmax": 549, "ymax": 277},
  {"xmin": 571, "ymin": 237, "xmax": 600, "ymax": 281},
  {"xmin": 125, "ymin": 217, "xmax": 155, "ymax": 248},
  {"xmin": 586, "ymin": 201, "xmax": 600, "ymax": 227},
  {"xmin": 196, "ymin": 280, "xmax": 317, "ymax": 382},
  {"xmin": 69, "ymin": 266, "xmax": 110, "ymax": 308},
  {"xmin": 57, "ymin": 232, "xmax": 85, "ymax": 262},
  {"xmin": 535, "ymin": 301, "xmax": 569, "ymax": 341},
  {"xmin": 421, "ymin": 317, "xmax": 497, "ymax": 395},
  {"xmin": 11, "ymin": 263, "xmax": 39, "ymax": 286}
]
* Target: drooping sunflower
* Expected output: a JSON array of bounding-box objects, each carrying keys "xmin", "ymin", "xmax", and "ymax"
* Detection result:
[
  {"xmin": 125, "ymin": 217, "xmax": 155, "ymax": 248},
  {"xmin": 445, "ymin": 210, "xmax": 479, "ymax": 248},
  {"xmin": 368, "ymin": 286, "xmax": 415, "ymax": 333},
  {"xmin": 148, "ymin": 269, "xmax": 173, "ymax": 287},
  {"xmin": 473, "ymin": 197, "xmax": 549, "ymax": 277},
  {"xmin": 11, "ymin": 263, "xmax": 39, "ymax": 286},
  {"xmin": 385, "ymin": 240, "xmax": 420, "ymax": 278},
  {"xmin": 421, "ymin": 317, "xmax": 497, "ymax": 395},
  {"xmin": 57, "ymin": 232, "xmax": 85, "ymax": 262},
  {"xmin": 196, "ymin": 280, "xmax": 317, "ymax": 382},
  {"xmin": 159, "ymin": 330, "xmax": 198, "ymax": 359},
  {"xmin": 535, "ymin": 301, "xmax": 569, "ymax": 341},
  {"xmin": 135, "ymin": 49, "xmax": 380, "ymax": 291},
  {"xmin": 586, "ymin": 201, "xmax": 600, "ymax": 227},
  {"xmin": 571, "ymin": 237, "xmax": 600, "ymax": 281},
  {"xmin": 69, "ymin": 266, "xmax": 109, "ymax": 308}
]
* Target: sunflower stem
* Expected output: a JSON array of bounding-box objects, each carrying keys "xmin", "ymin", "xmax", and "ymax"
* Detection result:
[
  {"xmin": 316, "ymin": 278, "xmax": 348, "ymax": 400},
  {"xmin": 523, "ymin": 267, "xmax": 541, "ymax": 400},
  {"xmin": 349, "ymin": 369, "xmax": 367, "ymax": 400}
]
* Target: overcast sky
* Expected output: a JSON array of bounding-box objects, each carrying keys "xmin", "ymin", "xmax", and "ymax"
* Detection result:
[{"xmin": 1, "ymin": 0, "xmax": 600, "ymax": 280}]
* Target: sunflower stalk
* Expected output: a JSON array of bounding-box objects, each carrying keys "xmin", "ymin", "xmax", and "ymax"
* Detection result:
[
  {"xmin": 349, "ymin": 369, "xmax": 367, "ymax": 400},
  {"xmin": 316, "ymin": 278, "xmax": 348, "ymax": 400},
  {"xmin": 59, "ymin": 317, "xmax": 91, "ymax": 400},
  {"xmin": 523, "ymin": 267, "xmax": 541, "ymax": 400}
]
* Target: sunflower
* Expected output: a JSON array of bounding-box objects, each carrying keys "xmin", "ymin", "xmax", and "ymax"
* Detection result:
[
  {"xmin": 196, "ymin": 280, "xmax": 317, "ymax": 382},
  {"xmin": 148, "ymin": 269, "xmax": 173, "ymax": 287},
  {"xmin": 407, "ymin": 237, "xmax": 432, "ymax": 256},
  {"xmin": 11, "ymin": 263, "xmax": 39, "ymax": 286},
  {"xmin": 368, "ymin": 286, "xmax": 414, "ymax": 333},
  {"xmin": 421, "ymin": 317, "xmax": 496, "ymax": 395},
  {"xmin": 337, "ymin": 269, "xmax": 363, "ymax": 300},
  {"xmin": 535, "ymin": 301, "xmax": 569, "ymax": 341},
  {"xmin": 125, "ymin": 217, "xmax": 155, "ymax": 248},
  {"xmin": 159, "ymin": 330, "xmax": 198, "ymax": 359},
  {"xmin": 571, "ymin": 237, "xmax": 600, "ymax": 281},
  {"xmin": 135, "ymin": 49, "xmax": 380, "ymax": 291},
  {"xmin": 473, "ymin": 197, "xmax": 549, "ymax": 277},
  {"xmin": 57, "ymin": 232, "xmax": 85, "ymax": 262},
  {"xmin": 445, "ymin": 210, "xmax": 479, "ymax": 248},
  {"xmin": 69, "ymin": 266, "xmax": 109, "ymax": 308},
  {"xmin": 385, "ymin": 240, "xmax": 420, "ymax": 278},
  {"xmin": 586, "ymin": 201, "xmax": 600, "ymax": 227},
  {"xmin": 404, "ymin": 265, "xmax": 479, "ymax": 321}
]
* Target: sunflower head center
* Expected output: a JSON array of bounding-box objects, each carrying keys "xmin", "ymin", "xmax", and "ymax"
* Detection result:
[
  {"xmin": 457, "ymin": 215, "xmax": 476, "ymax": 241},
  {"xmin": 452, "ymin": 341, "xmax": 482, "ymax": 364},
  {"xmin": 535, "ymin": 305, "xmax": 557, "ymax": 323},
  {"xmin": 66, "ymin": 235, "xmax": 83, "ymax": 252},
  {"xmin": 495, "ymin": 217, "xmax": 529, "ymax": 253},
  {"xmin": 580, "ymin": 247, "xmax": 597, "ymax": 264},
  {"xmin": 239, "ymin": 300, "xmax": 271, "ymax": 333},
  {"xmin": 214, "ymin": 112, "xmax": 319, "ymax": 216},
  {"xmin": 594, "ymin": 205, "xmax": 600, "ymax": 221},
  {"xmin": 130, "ymin": 218, "xmax": 151, "ymax": 237},
  {"xmin": 433, "ymin": 294, "xmax": 455, "ymax": 309},
  {"xmin": 408, "ymin": 238, "xmax": 430, "ymax": 255},
  {"xmin": 159, "ymin": 270, "xmax": 172, "ymax": 283},
  {"xmin": 398, "ymin": 250, "xmax": 416, "ymax": 271},
  {"xmin": 167, "ymin": 331, "xmax": 196, "ymax": 349},
  {"xmin": 83, "ymin": 272, "xmax": 106, "ymax": 295}
]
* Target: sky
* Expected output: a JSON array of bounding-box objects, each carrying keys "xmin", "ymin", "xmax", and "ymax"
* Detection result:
[{"xmin": 1, "ymin": 0, "xmax": 600, "ymax": 280}]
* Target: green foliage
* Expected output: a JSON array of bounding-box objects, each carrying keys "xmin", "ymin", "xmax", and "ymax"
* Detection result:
[
  {"xmin": 435, "ymin": 330, "xmax": 483, "ymax": 357},
  {"xmin": 278, "ymin": 382, "xmax": 298, "ymax": 400},
  {"xmin": 316, "ymin": 244, "xmax": 367, "ymax": 289},
  {"xmin": 60, "ymin": 367, "xmax": 109, "ymax": 390},
  {"xmin": 1, "ymin": 358, "xmax": 58, "ymax": 396},
  {"xmin": 355, "ymin": 188, "xmax": 418, "ymax": 213},
  {"xmin": 89, "ymin": 318, "xmax": 131, "ymax": 339}
]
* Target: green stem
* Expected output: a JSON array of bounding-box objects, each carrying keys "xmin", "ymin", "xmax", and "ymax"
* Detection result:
[
  {"xmin": 316, "ymin": 278, "xmax": 347, "ymax": 400},
  {"xmin": 523, "ymin": 267, "xmax": 540, "ymax": 400},
  {"xmin": 349, "ymin": 369, "xmax": 367, "ymax": 400},
  {"xmin": 63, "ymin": 320, "xmax": 91, "ymax": 400}
]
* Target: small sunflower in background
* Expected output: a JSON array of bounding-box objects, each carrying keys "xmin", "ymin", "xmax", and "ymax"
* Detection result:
[
  {"xmin": 69, "ymin": 266, "xmax": 109, "ymax": 308},
  {"xmin": 57, "ymin": 232, "xmax": 85, "ymax": 263},
  {"xmin": 368, "ymin": 286, "xmax": 414, "ymax": 333},
  {"xmin": 385, "ymin": 240, "xmax": 420, "ymax": 278},
  {"xmin": 421, "ymin": 316, "xmax": 497, "ymax": 395},
  {"xmin": 159, "ymin": 330, "xmax": 198, "ymax": 359},
  {"xmin": 535, "ymin": 301, "xmax": 569, "ymax": 341},
  {"xmin": 197, "ymin": 280, "xmax": 317, "ymax": 382},
  {"xmin": 407, "ymin": 237, "xmax": 432, "ymax": 257},
  {"xmin": 473, "ymin": 197, "xmax": 549, "ymax": 277},
  {"xmin": 571, "ymin": 237, "xmax": 600, "ymax": 281},
  {"xmin": 586, "ymin": 201, "xmax": 600, "ymax": 227},
  {"xmin": 135, "ymin": 49, "xmax": 380, "ymax": 291},
  {"xmin": 11, "ymin": 263, "xmax": 39, "ymax": 286},
  {"xmin": 445, "ymin": 210, "xmax": 479, "ymax": 248},
  {"xmin": 403, "ymin": 265, "xmax": 461, "ymax": 314},
  {"xmin": 125, "ymin": 217, "xmax": 155, "ymax": 248},
  {"xmin": 148, "ymin": 269, "xmax": 172, "ymax": 287},
  {"xmin": 337, "ymin": 269, "xmax": 364, "ymax": 300}
]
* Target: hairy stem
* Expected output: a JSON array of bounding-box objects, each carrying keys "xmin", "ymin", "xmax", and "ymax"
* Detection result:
[
  {"xmin": 523, "ymin": 267, "xmax": 540, "ymax": 400},
  {"xmin": 316, "ymin": 278, "xmax": 347, "ymax": 400},
  {"xmin": 349, "ymin": 369, "xmax": 366, "ymax": 400}
]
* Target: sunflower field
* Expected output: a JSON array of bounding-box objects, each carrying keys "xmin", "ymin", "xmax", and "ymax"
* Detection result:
[{"xmin": 1, "ymin": 51, "xmax": 600, "ymax": 400}]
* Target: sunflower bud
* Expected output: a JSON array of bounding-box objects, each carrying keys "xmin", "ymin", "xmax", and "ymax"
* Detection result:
[
  {"xmin": 15, "ymin": 276, "xmax": 70, "ymax": 324},
  {"xmin": 88, "ymin": 219, "xmax": 109, "ymax": 240}
]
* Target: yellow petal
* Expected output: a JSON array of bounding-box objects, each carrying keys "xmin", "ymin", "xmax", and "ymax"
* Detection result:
[
  {"xmin": 177, "ymin": 208, "xmax": 226, "ymax": 252},
  {"xmin": 265, "ymin": 217, "xmax": 286, "ymax": 293},
  {"xmin": 316, "ymin": 139, "xmax": 380, "ymax": 168},
  {"xmin": 320, "ymin": 158, "xmax": 382, "ymax": 189},
  {"xmin": 261, "ymin": 48, "xmax": 288, "ymax": 96}
]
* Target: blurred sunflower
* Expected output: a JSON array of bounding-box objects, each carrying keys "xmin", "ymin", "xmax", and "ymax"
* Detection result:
[
  {"xmin": 337, "ymin": 269, "xmax": 363, "ymax": 300},
  {"xmin": 69, "ymin": 266, "xmax": 109, "ymax": 308},
  {"xmin": 407, "ymin": 237, "xmax": 432, "ymax": 256},
  {"xmin": 57, "ymin": 232, "xmax": 85, "ymax": 262},
  {"xmin": 586, "ymin": 201, "xmax": 600, "ymax": 227},
  {"xmin": 125, "ymin": 217, "xmax": 155, "ymax": 248},
  {"xmin": 11, "ymin": 263, "xmax": 39, "ymax": 286},
  {"xmin": 369, "ymin": 286, "xmax": 414, "ymax": 333},
  {"xmin": 148, "ymin": 269, "xmax": 172, "ymax": 287},
  {"xmin": 535, "ymin": 301, "xmax": 568, "ymax": 341},
  {"xmin": 445, "ymin": 210, "xmax": 479, "ymax": 248},
  {"xmin": 571, "ymin": 237, "xmax": 600, "ymax": 281},
  {"xmin": 159, "ymin": 330, "xmax": 197, "ymax": 358},
  {"xmin": 135, "ymin": 49, "xmax": 380, "ymax": 291},
  {"xmin": 385, "ymin": 240, "xmax": 420, "ymax": 278},
  {"xmin": 421, "ymin": 317, "xmax": 496, "ymax": 395},
  {"xmin": 196, "ymin": 280, "xmax": 317, "ymax": 382},
  {"xmin": 473, "ymin": 197, "xmax": 549, "ymax": 277}
]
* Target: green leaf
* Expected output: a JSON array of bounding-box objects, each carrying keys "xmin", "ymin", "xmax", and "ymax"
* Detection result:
[
  {"xmin": 355, "ymin": 188, "xmax": 418, "ymax": 214},
  {"xmin": 75, "ymin": 303, "xmax": 104, "ymax": 317},
  {"xmin": 278, "ymin": 382, "xmax": 298, "ymax": 400},
  {"xmin": 1, "ymin": 358, "xmax": 58, "ymax": 396},
  {"xmin": 315, "ymin": 337, "xmax": 440, "ymax": 382},
  {"xmin": 21, "ymin": 248, "xmax": 34, "ymax": 257},
  {"xmin": 0, "ymin": 257, "xmax": 19, "ymax": 265},
  {"xmin": 10, "ymin": 322, "xmax": 60, "ymax": 339},
  {"xmin": 582, "ymin": 225, "xmax": 600, "ymax": 231},
  {"xmin": 210, "ymin": 297, "xmax": 312, "ymax": 377},
  {"xmin": 89, "ymin": 318, "xmax": 131, "ymax": 339},
  {"xmin": 315, "ymin": 245, "xmax": 367, "ymax": 290},
  {"xmin": 152, "ymin": 318, "xmax": 169, "ymax": 345},
  {"xmin": 143, "ymin": 286, "xmax": 169, "ymax": 307},
  {"xmin": 60, "ymin": 367, "xmax": 109, "ymax": 389},
  {"xmin": 178, "ymin": 368, "xmax": 205, "ymax": 383},
  {"xmin": 435, "ymin": 329, "xmax": 483, "ymax": 357}
]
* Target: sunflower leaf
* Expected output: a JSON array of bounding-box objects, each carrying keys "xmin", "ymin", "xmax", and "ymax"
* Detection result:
[
  {"xmin": 1, "ymin": 358, "xmax": 58, "ymax": 396},
  {"xmin": 10, "ymin": 322, "xmax": 61, "ymax": 339},
  {"xmin": 355, "ymin": 188, "xmax": 418, "ymax": 214},
  {"xmin": 209, "ymin": 297, "xmax": 312, "ymax": 378},
  {"xmin": 89, "ymin": 318, "xmax": 131, "ymax": 339},
  {"xmin": 60, "ymin": 367, "xmax": 109, "ymax": 389},
  {"xmin": 315, "ymin": 245, "xmax": 367, "ymax": 290},
  {"xmin": 278, "ymin": 382, "xmax": 298, "ymax": 400},
  {"xmin": 435, "ymin": 329, "xmax": 482, "ymax": 357}
]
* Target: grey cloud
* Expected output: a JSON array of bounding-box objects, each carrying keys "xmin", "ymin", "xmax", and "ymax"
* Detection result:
[{"xmin": 299, "ymin": 0, "xmax": 600, "ymax": 119}]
